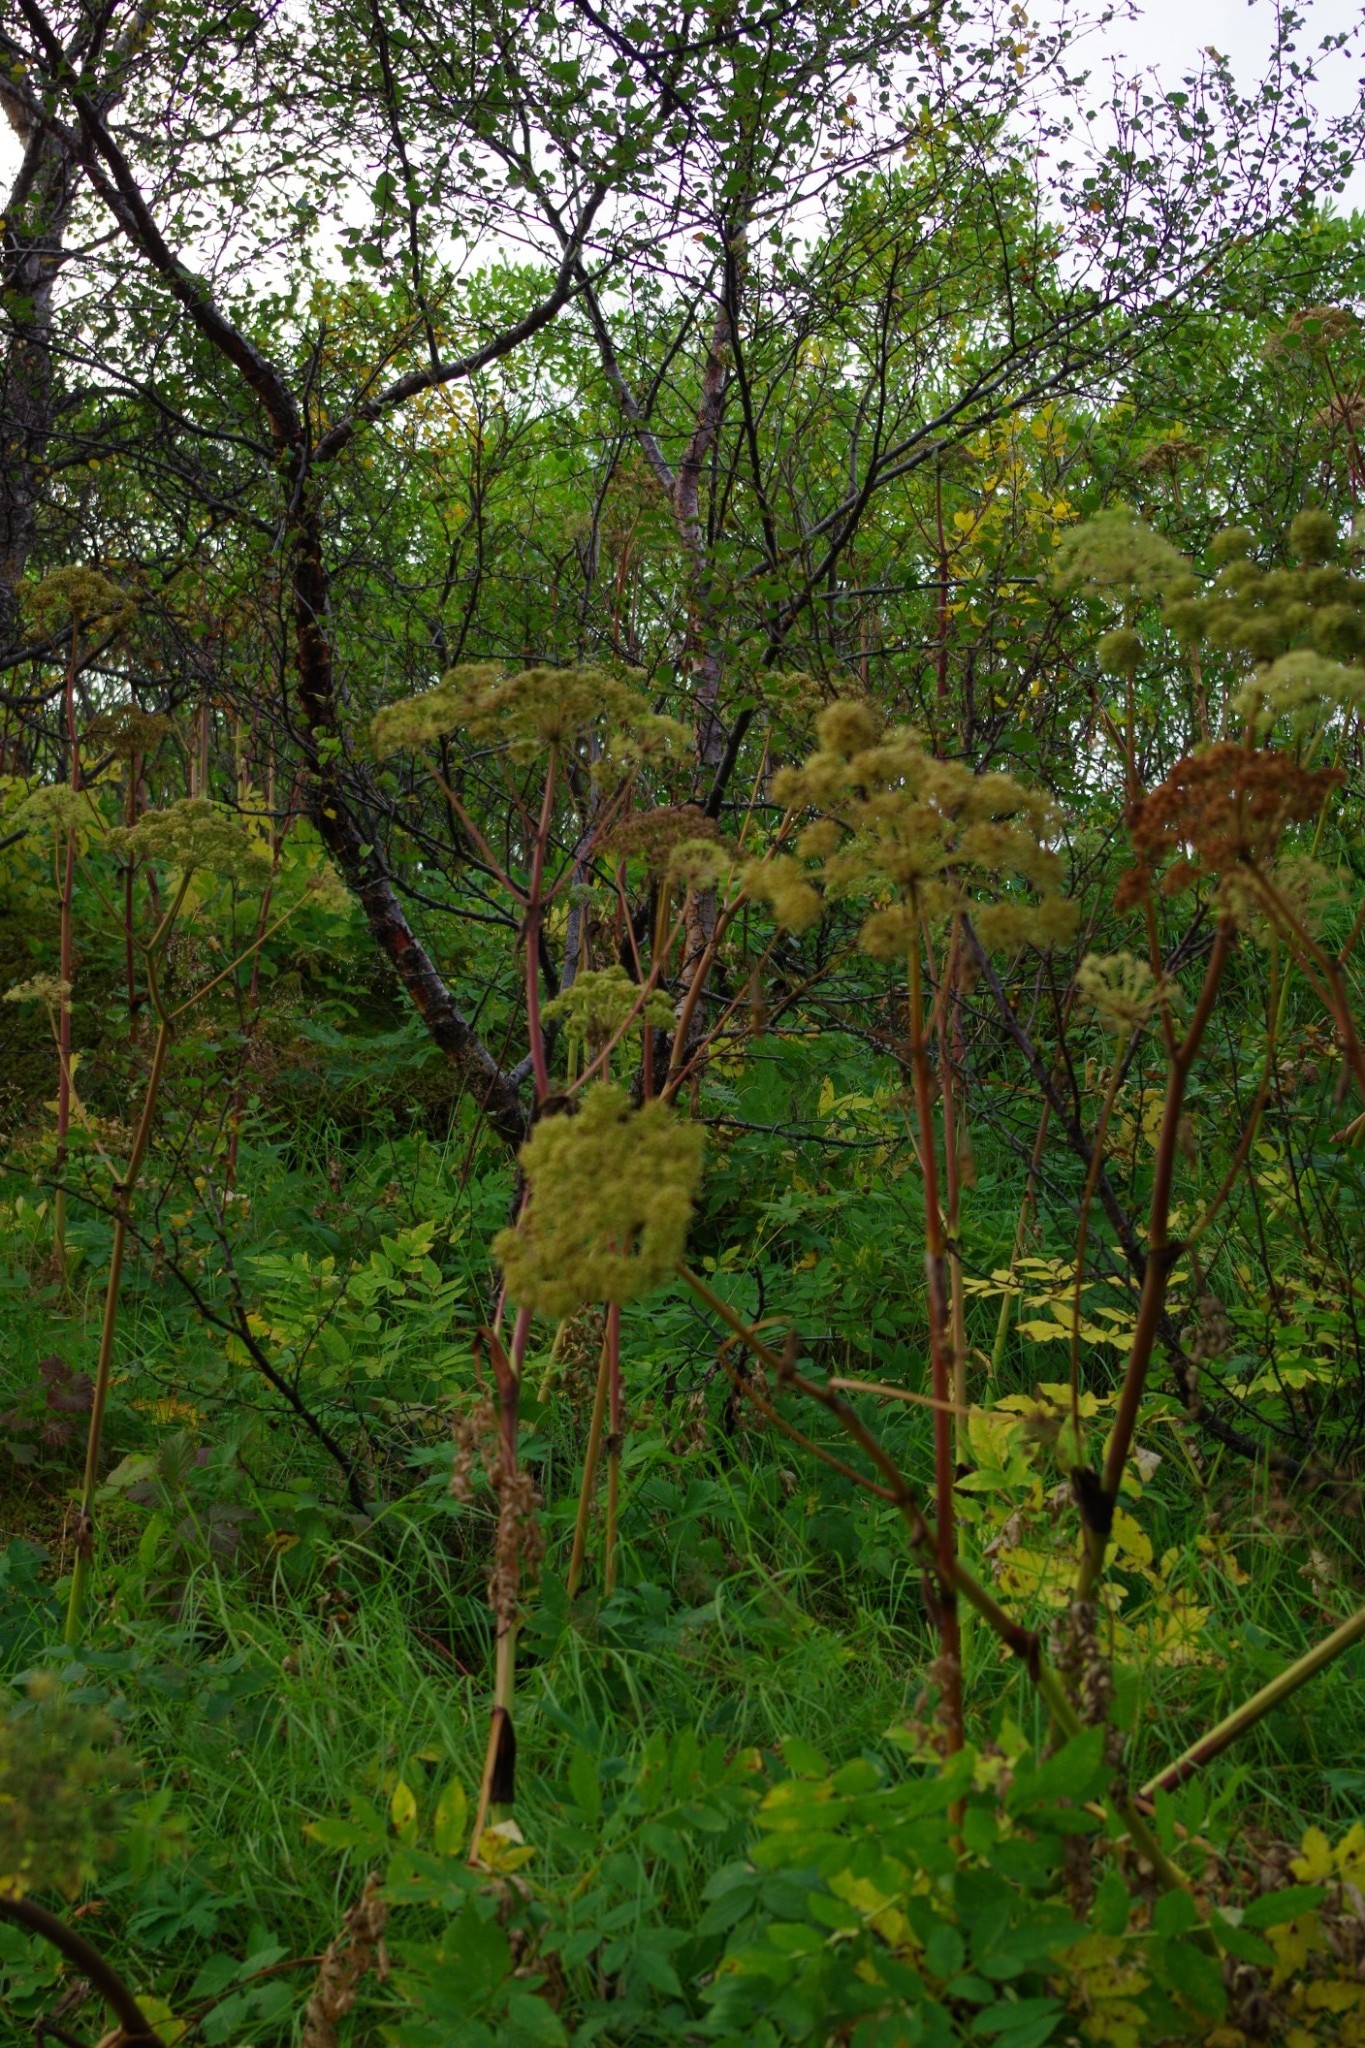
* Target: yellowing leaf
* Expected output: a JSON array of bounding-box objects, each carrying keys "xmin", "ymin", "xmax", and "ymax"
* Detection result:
[
  {"xmin": 1111, "ymin": 1508, "xmax": 1153, "ymax": 1571},
  {"xmin": 477, "ymin": 1819, "xmax": 535, "ymax": 1873},
  {"xmin": 432, "ymin": 1776, "xmax": 468, "ymax": 1858},
  {"xmin": 133, "ymin": 1998, "xmax": 186, "ymax": 2047},
  {"xmin": 1336, "ymin": 1820, "xmax": 1365, "ymax": 1884},
  {"xmin": 1292, "ymin": 1827, "xmax": 1335, "ymax": 1884},
  {"xmin": 1268, "ymin": 1911, "xmax": 1327, "ymax": 1989},
  {"xmin": 389, "ymin": 1777, "xmax": 419, "ymax": 1843}
]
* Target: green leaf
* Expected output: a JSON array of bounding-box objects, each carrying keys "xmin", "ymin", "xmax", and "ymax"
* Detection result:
[
  {"xmin": 1157, "ymin": 1936, "xmax": 1227, "ymax": 2020},
  {"xmin": 1153, "ymin": 1888, "xmax": 1197, "ymax": 1937},
  {"xmin": 504, "ymin": 1991, "xmax": 568, "ymax": 2044},
  {"xmin": 567, "ymin": 1746, "xmax": 601, "ymax": 1825},
  {"xmin": 1242, "ymin": 1884, "xmax": 1326, "ymax": 1929},
  {"xmin": 970, "ymin": 1997, "xmax": 1066, "ymax": 2047},
  {"xmin": 925, "ymin": 1923, "xmax": 965, "ymax": 1978},
  {"xmin": 1006, "ymin": 1728, "xmax": 1108, "ymax": 1819},
  {"xmin": 771, "ymin": 1734, "xmax": 824, "ymax": 1783},
  {"xmin": 1093, "ymin": 1869, "xmax": 1131, "ymax": 1937}
]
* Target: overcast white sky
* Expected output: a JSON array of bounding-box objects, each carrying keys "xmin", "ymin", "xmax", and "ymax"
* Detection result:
[
  {"xmin": 1106, "ymin": 0, "xmax": 1364, "ymax": 206},
  {"xmin": 1, "ymin": 1, "xmax": 1361, "ymax": 241}
]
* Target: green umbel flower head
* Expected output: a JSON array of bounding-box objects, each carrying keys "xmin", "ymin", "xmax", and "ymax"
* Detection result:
[{"xmin": 495, "ymin": 1086, "xmax": 704, "ymax": 1317}]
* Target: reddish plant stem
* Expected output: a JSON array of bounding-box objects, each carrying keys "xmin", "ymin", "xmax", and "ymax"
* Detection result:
[
  {"xmin": 1079, "ymin": 923, "xmax": 1231, "ymax": 1599},
  {"xmin": 567, "ymin": 1318, "xmax": 612, "ymax": 1598},
  {"xmin": 907, "ymin": 933, "xmax": 964, "ymax": 1752},
  {"xmin": 524, "ymin": 752, "xmax": 558, "ymax": 1103},
  {"xmin": 53, "ymin": 620, "xmax": 80, "ymax": 1273}
]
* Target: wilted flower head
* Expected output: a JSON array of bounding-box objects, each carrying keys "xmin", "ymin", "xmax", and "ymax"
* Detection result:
[
  {"xmin": 752, "ymin": 705, "xmax": 1074, "ymax": 953},
  {"xmin": 107, "ymin": 797, "xmax": 273, "ymax": 884},
  {"xmin": 1118, "ymin": 743, "xmax": 1341, "ymax": 907},
  {"xmin": 666, "ymin": 836, "xmax": 735, "ymax": 895},
  {"xmin": 3, "ymin": 974, "xmax": 72, "ymax": 1011},
  {"xmin": 13, "ymin": 782, "xmax": 101, "ymax": 841},
  {"xmin": 372, "ymin": 662, "xmax": 668, "ymax": 769},
  {"xmin": 82, "ymin": 702, "xmax": 174, "ymax": 762},
  {"xmin": 1265, "ymin": 305, "xmax": 1357, "ymax": 361},
  {"xmin": 1076, "ymin": 952, "xmax": 1170, "ymax": 1035},
  {"xmin": 494, "ymin": 1086, "xmax": 704, "ymax": 1317},
  {"xmin": 23, "ymin": 567, "xmax": 133, "ymax": 637},
  {"xmin": 600, "ymin": 805, "xmax": 724, "ymax": 875},
  {"xmin": 543, "ymin": 965, "xmax": 672, "ymax": 1044},
  {"xmin": 1053, "ymin": 510, "xmax": 1190, "ymax": 599}
]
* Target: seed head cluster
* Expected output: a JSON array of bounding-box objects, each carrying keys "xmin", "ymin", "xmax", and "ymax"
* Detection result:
[
  {"xmin": 1120, "ymin": 743, "xmax": 1341, "ymax": 906},
  {"xmin": 1053, "ymin": 508, "xmax": 1192, "ymax": 600},
  {"xmin": 15, "ymin": 781, "xmax": 100, "ymax": 840},
  {"xmin": 372, "ymin": 662, "xmax": 689, "ymax": 771},
  {"xmin": 107, "ymin": 796, "xmax": 274, "ymax": 885},
  {"xmin": 82, "ymin": 702, "xmax": 174, "ymax": 761},
  {"xmin": 1075, "ymin": 951, "xmax": 1171, "ymax": 1036},
  {"xmin": 23, "ymin": 566, "xmax": 133, "ymax": 635},
  {"xmin": 748, "ymin": 700, "xmax": 1076, "ymax": 954},
  {"xmin": 495, "ymin": 1085, "xmax": 704, "ymax": 1317},
  {"xmin": 600, "ymin": 804, "xmax": 724, "ymax": 875},
  {"xmin": 544, "ymin": 965, "xmax": 672, "ymax": 1046}
]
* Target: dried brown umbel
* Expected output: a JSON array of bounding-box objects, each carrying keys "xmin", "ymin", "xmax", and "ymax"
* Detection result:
[
  {"xmin": 301, "ymin": 1871, "xmax": 388, "ymax": 2048},
  {"xmin": 450, "ymin": 1396, "xmax": 545, "ymax": 1629},
  {"xmin": 450, "ymin": 1396, "xmax": 496, "ymax": 1504},
  {"xmin": 600, "ymin": 804, "xmax": 724, "ymax": 874},
  {"xmin": 1050, "ymin": 1598, "xmax": 1122, "ymax": 1765},
  {"xmin": 1118, "ymin": 743, "xmax": 1340, "ymax": 905},
  {"xmin": 486, "ymin": 1463, "xmax": 545, "ymax": 1633}
]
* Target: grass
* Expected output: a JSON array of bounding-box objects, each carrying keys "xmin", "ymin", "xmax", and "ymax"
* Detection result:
[{"xmin": 6, "ymin": 1091, "xmax": 1365, "ymax": 2042}]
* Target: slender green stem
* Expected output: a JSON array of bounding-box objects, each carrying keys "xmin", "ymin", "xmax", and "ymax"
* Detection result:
[
  {"xmin": 602, "ymin": 1303, "xmax": 622, "ymax": 1597},
  {"xmin": 567, "ymin": 1320, "xmax": 612, "ymax": 1598},
  {"xmin": 65, "ymin": 1004, "xmax": 173, "ymax": 1645}
]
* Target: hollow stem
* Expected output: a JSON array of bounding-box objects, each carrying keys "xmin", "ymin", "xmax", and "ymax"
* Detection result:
[{"xmin": 1140, "ymin": 1606, "xmax": 1365, "ymax": 1800}]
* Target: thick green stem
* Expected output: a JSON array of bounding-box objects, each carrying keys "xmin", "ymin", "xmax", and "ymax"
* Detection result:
[{"xmin": 1141, "ymin": 1606, "xmax": 1365, "ymax": 1801}]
